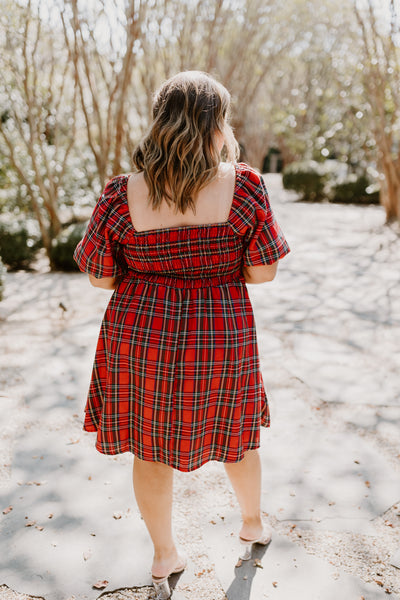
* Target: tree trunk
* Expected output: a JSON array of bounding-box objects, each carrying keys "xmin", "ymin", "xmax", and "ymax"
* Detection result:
[{"xmin": 381, "ymin": 154, "xmax": 400, "ymax": 222}]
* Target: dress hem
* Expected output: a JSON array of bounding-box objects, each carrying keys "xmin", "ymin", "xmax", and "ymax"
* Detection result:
[{"xmin": 81, "ymin": 421, "xmax": 270, "ymax": 472}]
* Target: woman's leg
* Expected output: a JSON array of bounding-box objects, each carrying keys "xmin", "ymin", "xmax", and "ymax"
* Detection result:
[
  {"xmin": 132, "ymin": 456, "xmax": 179, "ymax": 577},
  {"xmin": 223, "ymin": 449, "xmax": 264, "ymax": 540}
]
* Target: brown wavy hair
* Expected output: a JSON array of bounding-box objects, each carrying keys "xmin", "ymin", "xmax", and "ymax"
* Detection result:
[{"xmin": 132, "ymin": 71, "xmax": 239, "ymax": 214}]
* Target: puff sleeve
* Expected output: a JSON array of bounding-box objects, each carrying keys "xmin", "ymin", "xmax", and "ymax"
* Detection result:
[
  {"xmin": 73, "ymin": 178, "xmax": 125, "ymax": 278},
  {"xmin": 243, "ymin": 173, "xmax": 290, "ymax": 266}
]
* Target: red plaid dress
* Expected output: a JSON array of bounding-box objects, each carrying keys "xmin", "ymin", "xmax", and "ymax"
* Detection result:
[{"xmin": 74, "ymin": 162, "xmax": 290, "ymax": 471}]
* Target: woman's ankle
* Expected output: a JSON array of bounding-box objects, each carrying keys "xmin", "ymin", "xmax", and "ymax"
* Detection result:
[
  {"xmin": 240, "ymin": 515, "xmax": 263, "ymax": 540},
  {"xmin": 152, "ymin": 546, "xmax": 179, "ymax": 577}
]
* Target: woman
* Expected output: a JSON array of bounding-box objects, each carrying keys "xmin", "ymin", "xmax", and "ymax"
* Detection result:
[{"xmin": 74, "ymin": 70, "xmax": 290, "ymax": 599}]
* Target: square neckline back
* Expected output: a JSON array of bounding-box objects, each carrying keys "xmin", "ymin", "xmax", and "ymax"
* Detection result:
[{"xmin": 123, "ymin": 162, "xmax": 239, "ymax": 235}]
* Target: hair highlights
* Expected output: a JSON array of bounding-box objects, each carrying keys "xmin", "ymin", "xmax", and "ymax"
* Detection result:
[{"xmin": 132, "ymin": 71, "xmax": 240, "ymax": 214}]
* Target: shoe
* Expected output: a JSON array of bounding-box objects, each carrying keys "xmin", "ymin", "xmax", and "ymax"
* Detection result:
[
  {"xmin": 152, "ymin": 555, "xmax": 187, "ymax": 599},
  {"xmin": 239, "ymin": 527, "xmax": 272, "ymax": 561}
]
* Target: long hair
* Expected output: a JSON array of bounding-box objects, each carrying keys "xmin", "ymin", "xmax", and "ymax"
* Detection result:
[{"xmin": 132, "ymin": 71, "xmax": 240, "ymax": 214}]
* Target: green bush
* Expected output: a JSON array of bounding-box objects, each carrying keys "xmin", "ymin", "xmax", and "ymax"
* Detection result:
[
  {"xmin": 282, "ymin": 160, "xmax": 328, "ymax": 202},
  {"xmin": 329, "ymin": 174, "xmax": 380, "ymax": 204},
  {"xmin": 0, "ymin": 219, "xmax": 41, "ymax": 270},
  {"xmin": 50, "ymin": 221, "xmax": 87, "ymax": 271},
  {"xmin": 0, "ymin": 258, "xmax": 5, "ymax": 301}
]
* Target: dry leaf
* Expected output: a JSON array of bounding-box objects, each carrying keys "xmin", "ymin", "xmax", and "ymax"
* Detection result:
[
  {"xmin": 92, "ymin": 580, "xmax": 109, "ymax": 590},
  {"xmin": 83, "ymin": 552, "xmax": 91, "ymax": 561},
  {"xmin": 235, "ymin": 558, "xmax": 243, "ymax": 568},
  {"xmin": 375, "ymin": 580, "xmax": 384, "ymax": 587},
  {"xmin": 384, "ymin": 520, "xmax": 394, "ymax": 528},
  {"xmin": 253, "ymin": 558, "xmax": 263, "ymax": 569},
  {"xmin": 36, "ymin": 525, "xmax": 44, "ymax": 531},
  {"xmin": 113, "ymin": 512, "xmax": 122, "ymax": 520},
  {"xmin": 365, "ymin": 481, "xmax": 371, "ymax": 488},
  {"xmin": 210, "ymin": 519, "xmax": 216, "ymax": 524},
  {"xmin": 48, "ymin": 513, "xmax": 54, "ymax": 519},
  {"xmin": 2, "ymin": 506, "xmax": 13, "ymax": 515},
  {"xmin": 25, "ymin": 520, "xmax": 36, "ymax": 527},
  {"xmin": 272, "ymin": 581, "xmax": 278, "ymax": 587}
]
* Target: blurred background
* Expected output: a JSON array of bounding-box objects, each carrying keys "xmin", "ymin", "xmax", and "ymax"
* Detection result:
[{"xmin": 0, "ymin": 0, "xmax": 399, "ymax": 277}]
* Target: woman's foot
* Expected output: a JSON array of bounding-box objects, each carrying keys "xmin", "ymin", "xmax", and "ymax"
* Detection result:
[
  {"xmin": 151, "ymin": 548, "xmax": 186, "ymax": 579},
  {"xmin": 239, "ymin": 517, "xmax": 264, "ymax": 543}
]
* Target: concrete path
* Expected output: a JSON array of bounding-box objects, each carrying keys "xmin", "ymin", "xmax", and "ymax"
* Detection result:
[{"xmin": 1, "ymin": 174, "xmax": 399, "ymax": 599}]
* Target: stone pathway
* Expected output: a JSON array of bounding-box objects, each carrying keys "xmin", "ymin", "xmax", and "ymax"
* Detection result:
[{"xmin": 0, "ymin": 174, "xmax": 399, "ymax": 599}]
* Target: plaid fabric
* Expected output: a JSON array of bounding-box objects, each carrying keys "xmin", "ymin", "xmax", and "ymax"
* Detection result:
[{"xmin": 74, "ymin": 162, "xmax": 290, "ymax": 471}]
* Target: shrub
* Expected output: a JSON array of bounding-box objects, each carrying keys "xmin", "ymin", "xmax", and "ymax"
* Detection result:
[
  {"xmin": 282, "ymin": 160, "xmax": 328, "ymax": 202},
  {"xmin": 0, "ymin": 258, "xmax": 5, "ymax": 301},
  {"xmin": 0, "ymin": 219, "xmax": 41, "ymax": 270},
  {"xmin": 329, "ymin": 174, "xmax": 380, "ymax": 204},
  {"xmin": 50, "ymin": 221, "xmax": 87, "ymax": 271}
]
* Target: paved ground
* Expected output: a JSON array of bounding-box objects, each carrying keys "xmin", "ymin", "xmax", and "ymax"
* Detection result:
[{"xmin": 0, "ymin": 174, "xmax": 400, "ymax": 599}]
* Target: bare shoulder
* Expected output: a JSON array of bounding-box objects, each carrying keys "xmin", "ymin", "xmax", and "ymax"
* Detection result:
[
  {"xmin": 127, "ymin": 171, "xmax": 146, "ymax": 191},
  {"xmin": 127, "ymin": 171, "xmax": 148, "ymax": 206}
]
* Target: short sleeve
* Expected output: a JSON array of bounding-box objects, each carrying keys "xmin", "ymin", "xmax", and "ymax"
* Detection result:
[
  {"xmin": 243, "ymin": 173, "xmax": 290, "ymax": 266},
  {"xmin": 73, "ymin": 178, "xmax": 125, "ymax": 278}
]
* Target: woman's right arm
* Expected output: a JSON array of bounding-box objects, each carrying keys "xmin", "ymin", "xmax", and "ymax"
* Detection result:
[{"xmin": 242, "ymin": 260, "xmax": 278, "ymax": 284}]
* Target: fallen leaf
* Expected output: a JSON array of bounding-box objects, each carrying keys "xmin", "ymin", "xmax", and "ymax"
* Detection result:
[
  {"xmin": 25, "ymin": 520, "xmax": 36, "ymax": 527},
  {"xmin": 235, "ymin": 558, "xmax": 243, "ymax": 568},
  {"xmin": 375, "ymin": 580, "xmax": 384, "ymax": 587},
  {"xmin": 210, "ymin": 519, "xmax": 216, "ymax": 525},
  {"xmin": 253, "ymin": 558, "xmax": 263, "ymax": 569},
  {"xmin": 83, "ymin": 551, "xmax": 91, "ymax": 561},
  {"xmin": 48, "ymin": 513, "xmax": 54, "ymax": 519},
  {"xmin": 365, "ymin": 481, "xmax": 371, "ymax": 488},
  {"xmin": 272, "ymin": 581, "xmax": 278, "ymax": 587},
  {"xmin": 36, "ymin": 525, "xmax": 44, "ymax": 531},
  {"xmin": 92, "ymin": 580, "xmax": 109, "ymax": 590},
  {"xmin": 354, "ymin": 460, "xmax": 360, "ymax": 464},
  {"xmin": 113, "ymin": 512, "xmax": 122, "ymax": 520},
  {"xmin": 2, "ymin": 506, "xmax": 13, "ymax": 515},
  {"xmin": 384, "ymin": 520, "xmax": 394, "ymax": 528}
]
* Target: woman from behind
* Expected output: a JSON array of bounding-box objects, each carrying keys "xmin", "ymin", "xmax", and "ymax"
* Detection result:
[{"xmin": 74, "ymin": 70, "xmax": 290, "ymax": 599}]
